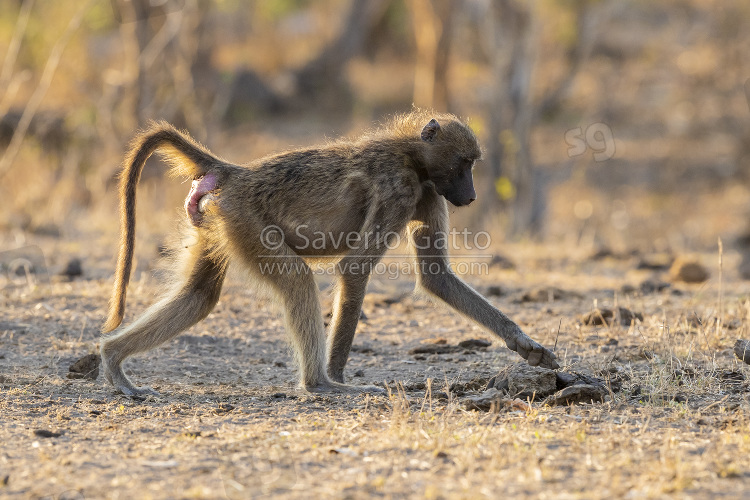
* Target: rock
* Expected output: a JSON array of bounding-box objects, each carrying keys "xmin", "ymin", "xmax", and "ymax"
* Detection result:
[
  {"xmin": 581, "ymin": 307, "xmax": 643, "ymax": 326},
  {"xmin": 484, "ymin": 373, "xmax": 509, "ymax": 392},
  {"xmin": 409, "ymin": 344, "xmax": 461, "ymax": 355},
  {"xmin": 520, "ymin": 287, "xmax": 580, "ymax": 303},
  {"xmin": 33, "ymin": 429, "xmax": 62, "ymax": 438},
  {"xmin": 214, "ymin": 403, "xmax": 234, "ymax": 414},
  {"xmin": 486, "ymin": 285, "xmax": 504, "ymax": 297},
  {"xmin": 555, "ymin": 371, "xmax": 611, "ymax": 391},
  {"xmin": 639, "ymin": 279, "xmax": 670, "ymax": 294},
  {"xmin": 718, "ymin": 369, "xmax": 745, "ymax": 384},
  {"xmin": 734, "ymin": 339, "xmax": 750, "ymax": 365},
  {"xmin": 462, "ymin": 388, "xmax": 508, "ymax": 411},
  {"xmin": 458, "ymin": 338, "xmax": 491, "ymax": 349},
  {"xmin": 555, "ymin": 371, "xmax": 579, "ymax": 389},
  {"xmin": 548, "ymin": 384, "xmax": 607, "ymax": 405},
  {"xmin": 433, "ymin": 391, "xmax": 449, "ymax": 401},
  {"xmin": 61, "ymin": 258, "xmax": 83, "ymax": 279},
  {"xmin": 67, "ymin": 354, "xmax": 100, "ymax": 380},
  {"xmin": 463, "ymin": 389, "xmax": 531, "ymax": 412},
  {"xmin": 669, "ymin": 257, "xmax": 709, "ymax": 283},
  {"xmin": 507, "ymin": 363, "xmax": 557, "ymax": 399}
]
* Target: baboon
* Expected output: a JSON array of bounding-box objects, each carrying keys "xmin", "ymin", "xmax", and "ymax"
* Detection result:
[{"xmin": 100, "ymin": 111, "xmax": 558, "ymax": 396}]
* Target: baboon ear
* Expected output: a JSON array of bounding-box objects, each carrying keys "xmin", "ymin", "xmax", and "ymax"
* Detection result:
[{"xmin": 420, "ymin": 119, "xmax": 441, "ymax": 142}]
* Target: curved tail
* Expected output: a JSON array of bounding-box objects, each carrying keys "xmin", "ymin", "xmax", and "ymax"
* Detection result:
[{"xmin": 102, "ymin": 121, "xmax": 223, "ymax": 333}]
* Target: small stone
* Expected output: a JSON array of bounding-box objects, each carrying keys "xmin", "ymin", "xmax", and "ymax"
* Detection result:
[
  {"xmin": 67, "ymin": 354, "xmax": 100, "ymax": 380},
  {"xmin": 33, "ymin": 429, "xmax": 62, "ymax": 438},
  {"xmin": 639, "ymin": 279, "xmax": 670, "ymax": 294},
  {"xmin": 486, "ymin": 285, "xmax": 504, "ymax": 297},
  {"xmin": 549, "ymin": 384, "xmax": 607, "ymax": 405},
  {"xmin": 734, "ymin": 339, "xmax": 750, "ymax": 365},
  {"xmin": 458, "ymin": 338, "xmax": 491, "ymax": 350},
  {"xmin": 272, "ymin": 392, "xmax": 287, "ymax": 399},
  {"xmin": 581, "ymin": 307, "xmax": 643, "ymax": 326},
  {"xmin": 409, "ymin": 344, "xmax": 461, "ymax": 355},
  {"xmin": 669, "ymin": 257, "xmax": 709, "ymax": 283},
  {"xmin": 61, "ymin": 258, "xmax": 83, "ymax": 278},
  {"xmin": 555, "ymin": 371, "xmax": 610, "ymax": 391},
  {"xmin": 462, "ymin": 388, "xmax": 508, "ymax": 411},
  {"xmin": 214, "ymin": 403, "xmax": 234, "ymax": 414},
  {"xmin": 353, "ymin": 369, "xmax": 365, "ymax": 377}
]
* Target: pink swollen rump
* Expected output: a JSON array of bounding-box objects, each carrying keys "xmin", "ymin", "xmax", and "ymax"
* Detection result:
[{"xmin": 185, "ymin": 172, "xmax": 218, "ymax": 225}]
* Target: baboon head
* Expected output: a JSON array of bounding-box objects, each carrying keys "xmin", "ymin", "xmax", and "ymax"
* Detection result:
[{"xmin": 420, "ymin": 118, "xmax": 482, "ymax": 207}]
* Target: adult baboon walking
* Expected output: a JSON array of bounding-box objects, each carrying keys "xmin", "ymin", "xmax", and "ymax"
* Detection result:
[{"xmin": 101, "ymin": 111, "xmax": 558, "ymax": 396}]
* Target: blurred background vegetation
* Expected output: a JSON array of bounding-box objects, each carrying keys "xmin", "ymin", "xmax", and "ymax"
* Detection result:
[{"xmin": 1, "ymin": 0, "xmax": 749, "ymax": 263}]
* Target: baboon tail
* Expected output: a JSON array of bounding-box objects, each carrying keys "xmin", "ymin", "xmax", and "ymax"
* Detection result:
[{"xmin": 102, "ymin": 121, "xmax": 224, "ymax": 333}]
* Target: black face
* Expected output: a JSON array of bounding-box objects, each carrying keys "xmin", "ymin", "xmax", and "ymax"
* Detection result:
[
  {"xmin": 420, "ymin": 117, "xmax": 481, "ymax": 207},
  {"xmin": 434, "ymin": 157, "xmax": 477, "ymax": 207}
]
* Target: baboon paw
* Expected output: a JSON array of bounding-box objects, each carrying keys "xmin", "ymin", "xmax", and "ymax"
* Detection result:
[
  {"xmin": 303, "ymin": 382, "xmax": 340, "ymax": 393},
  {"xmin": 327, "ymin": 372, "xmax": 345, "ymax": 384},
  {"xmin": 508, "ymin": 335, "xmax": 559, "ymax": 370}
]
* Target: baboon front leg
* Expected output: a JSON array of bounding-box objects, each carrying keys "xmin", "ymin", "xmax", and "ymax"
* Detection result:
[
  {"xmin": 418, "ymin": 265, "xmax": 559, "ymax": 368},
  {"xmin": 410, "ymin": 193, "xmax": 559, "ymax": 369},
  {"xmin": 327, "ymin": 272, "xmax": 369, "ymax": 383},
  {"xmin": 100, "ymin": 247, "xmax": 226, "ymax": 396}
]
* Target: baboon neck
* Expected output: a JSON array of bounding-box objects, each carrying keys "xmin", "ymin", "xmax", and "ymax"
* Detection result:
[{"xmin": 396, "ymin": 137, "xmax": 428, "ymax": 176}]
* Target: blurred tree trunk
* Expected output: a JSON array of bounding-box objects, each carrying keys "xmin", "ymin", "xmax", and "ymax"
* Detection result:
[
  {"xmin": 409, "ymin": 0, "xmax": 454, "ymax": 111},
  {"xmin": 485, "ymin": 0, "xmax": 539, "ymax": 236},
  {"xmin": 483, "ymin": 0, "xmax": 606, "ymax": 237},
  {"xmin": 292, "ymin": 0, "xmax": 391, "ymax": 110},
  {"xmin": 117, "ymin": 0, "xmax": 214, "ymax": 140}
]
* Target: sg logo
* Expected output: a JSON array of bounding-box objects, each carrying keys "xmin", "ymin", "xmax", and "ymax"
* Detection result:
[{"xmin": 565, "ymin": 123, "xmax": 616, "ymax": 162}]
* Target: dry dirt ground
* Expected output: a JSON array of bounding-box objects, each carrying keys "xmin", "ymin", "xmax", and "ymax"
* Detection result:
[{"xmin": 2, "ymin": 236, "xmax": 750, "ymax": 499}]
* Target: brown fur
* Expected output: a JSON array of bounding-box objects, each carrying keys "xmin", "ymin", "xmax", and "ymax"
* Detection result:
[{"xmin": 100, "ymin": 111, "xmax": 558, "ymax": 396}]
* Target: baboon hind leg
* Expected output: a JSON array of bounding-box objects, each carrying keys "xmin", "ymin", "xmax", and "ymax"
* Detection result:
[
  {"xmin": 100, "ymin": 245, "xmax": 226, "ymax": 396},
  {"xmin": 327, "ymin": 272, "xmax": 369, "ymax": 383}
]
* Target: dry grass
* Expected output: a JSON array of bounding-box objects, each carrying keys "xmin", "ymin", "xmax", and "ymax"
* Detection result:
[{"xmin": 1, "ymin": 233, "xmax": 750, "ymax": 498}]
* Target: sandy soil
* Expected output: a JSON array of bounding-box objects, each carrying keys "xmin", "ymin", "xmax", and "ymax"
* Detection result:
[{"xmin": 2, "ymin": 236, "xmax": 750, "ymax": 499}]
